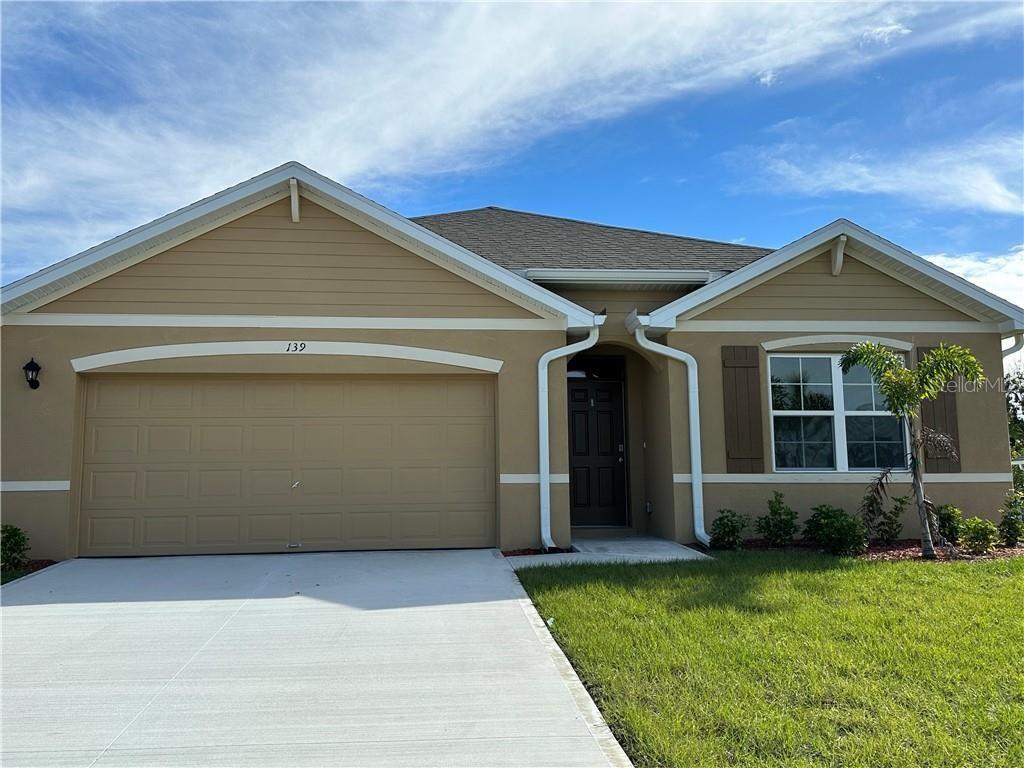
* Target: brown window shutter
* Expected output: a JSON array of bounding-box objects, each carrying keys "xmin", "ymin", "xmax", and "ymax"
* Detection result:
[
  {"xmin": 917, "ymin": 347, "xmax": 961, "ymax": 472},
  {"xmin": 722, "ymin": 346, "xmax": 764, "ymax": 473}
]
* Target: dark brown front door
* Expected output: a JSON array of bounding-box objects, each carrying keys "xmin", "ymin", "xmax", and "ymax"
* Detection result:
[{"xmin": 568, "ymin": 379, "xmax": 628, "ymax": 526}]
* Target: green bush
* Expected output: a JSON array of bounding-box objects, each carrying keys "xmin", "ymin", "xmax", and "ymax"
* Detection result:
[
  {"xmin": 755, "ymin": 491, "xmax": 799, "ymax": 547},
  {"xmin": 876, "ymin": 495, "xmax": 907, "ymax": 546},
  {"xmin": 709, "ymin": 509, "xmax": 748, "ymax": 550},
  {"xmin": 1013, "ymin": 464, "xmax": 1024, "ymax": 493},
  {"xmin": 961, "ymin": 517, "xmax": 1000, "ymax": 555},
  {"xmin": 859, "ymin": 491, "xmax": 905, "ymax": 545},
  {"xmin": 803, "ymin": 504, "xmax": 867, "ymax": 556},
  {"xmin": 998, "ymin": 490, "xmax": 1024, "ymax": 546},
  {"xmin": 1, "ymin": 524, "xmax": 30, "ymax": 570},
  {"xmin": 935, "ymin": 504, "xmax": 964, "ymax": 545}
]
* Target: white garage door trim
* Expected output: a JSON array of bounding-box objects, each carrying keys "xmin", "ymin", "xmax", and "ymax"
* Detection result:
[{"xmin": 71, "ymin": 341, "xmax": 504, "ymax": 373}]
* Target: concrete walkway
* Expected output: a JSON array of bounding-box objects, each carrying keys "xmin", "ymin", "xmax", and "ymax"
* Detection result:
[
  {"xmin": 1, "ymin": 551, "xmax": 631, "ymax": 767},
  {"xmin": 506, "ymin": 536, "xmax": 709, "ymax": 570}
]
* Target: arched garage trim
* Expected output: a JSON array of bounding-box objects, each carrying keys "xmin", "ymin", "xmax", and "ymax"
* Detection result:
[{"xmin": 70, "ymin": 340, "xmax": 504, "ymax": 373}]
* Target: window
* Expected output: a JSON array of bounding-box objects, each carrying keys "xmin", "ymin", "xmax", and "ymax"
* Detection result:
[{"xmin": 769, "ymin": 354, "xmax": 907, "ymax": 472}]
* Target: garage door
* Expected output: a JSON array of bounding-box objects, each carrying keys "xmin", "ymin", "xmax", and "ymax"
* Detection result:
[{"xmin": 78, "ymin": 375, "xmax": 495, "ymax": 556}]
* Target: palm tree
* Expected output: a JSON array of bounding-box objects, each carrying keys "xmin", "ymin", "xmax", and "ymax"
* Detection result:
[{"xmin": 840, "ymin": 342, "xmax": 983, "ymax": 559}]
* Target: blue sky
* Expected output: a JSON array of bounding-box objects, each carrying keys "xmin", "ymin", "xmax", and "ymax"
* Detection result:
[{"xmin": 2, "ymin": 2, "xmax": 1022, "ymax": 310}]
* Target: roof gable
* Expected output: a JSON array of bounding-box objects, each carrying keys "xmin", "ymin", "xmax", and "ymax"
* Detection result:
[
  {"xmin": 2, "ymin": 163, "xmax": 597, "ymax": 329},
  {"xmin": 39, "ymin": 198, "xmax": 541, "ymax": 319},
  {"xmin": 648, "ymin": 219, "xmax": 1024, "ymax": 333}
]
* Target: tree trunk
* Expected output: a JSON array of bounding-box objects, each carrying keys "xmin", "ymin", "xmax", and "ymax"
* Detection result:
[{"xmin": 907, "ymin": 416, "xmax": 936, "ymax": 559}]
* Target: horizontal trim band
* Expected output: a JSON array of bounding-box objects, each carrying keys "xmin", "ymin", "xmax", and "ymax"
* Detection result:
[
  {"xmin": 673, "ymin": 472, "xmax": 1012, "ymax": 484},
  {"xmin": 1, "ymin": 481, "xmax": 71, "ymax": 492},
  {"xmin": 500, "ymin": 473, "xmax": 570, "ymax": 484},
  {"xmin": 674, "ymin": 321, "xmax": 999, "ymax": 333},
  {"xmin": 71, "ymin": 341, "xmax": 504, "ymax": 373},
  {"xmin": 2, "ymin": 313, "xmax": 566, "ymax": 331}
]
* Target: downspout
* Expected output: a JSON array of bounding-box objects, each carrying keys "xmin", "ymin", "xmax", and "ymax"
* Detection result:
[
  {"xmin": 537, "ymin": 316, "xmax": 605, "ymax": 551},
  {"xmin": 1004, "ymin": 332, "xmax": 1024, "ymax": 359},
  {"xmin": 626, "ymin": 311, "xmax": 709, "ymax": 546}
]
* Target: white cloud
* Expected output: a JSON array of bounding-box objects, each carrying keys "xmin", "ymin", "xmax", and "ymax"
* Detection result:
[
  {"xmin": 860, "ymin": 22, "xmax": 912, "ymax": 45},
  {"xmin": 757, "ymin": 69, "xmax": 779, "ymax": 88},
  {"xmin": 925, "ymin": 245, "xmax": 1024, "ymax": 372},
  {"xmin": 737, "ymin": 134, "xmax": 1023, "ymax": 215},
  {"xmin": 2, "ymin": 2, "xmax": 1021, "ymax": 281},
  {"xmin": 925, "ymin": 244, "xmax": 1024, "ymax": 307}
]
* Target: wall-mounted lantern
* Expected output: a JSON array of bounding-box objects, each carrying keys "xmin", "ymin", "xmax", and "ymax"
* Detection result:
[{"xmin": 22, "ymin": 358, "xmax": 41, "ymax": 389}]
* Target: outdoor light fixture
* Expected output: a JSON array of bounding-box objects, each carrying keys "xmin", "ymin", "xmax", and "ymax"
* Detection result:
[{"xmin": 22, "ymin": 358, "xmax": 41, "ymax": 389}]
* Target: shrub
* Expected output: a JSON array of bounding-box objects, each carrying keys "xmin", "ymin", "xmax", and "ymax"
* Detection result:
[
  {"xmin": 935, "ymin": 504, "xmax": 964, "ymax": 545},
  {"xmin": 998, "ymin": 490, "xmax": 1024, "ymax": 546},
  {"xmin": 875, "ymin": 495, "xmax": 907, "ymax": 546},
  {"xmin": 1, "ymin": 524, "xmax": 30, "ymax": 570},
  {"xmin": 1013, "ymin": 464, "xmax": 1024, "ymax": 493},
  {"xmin": 859, "ymin": 491, "xmax": 905, "ymax": 546},
  {"xmin": 755, "ymin": 491, "xmax": 799, "ymax": 547},
  {"xmin": 961, "ymin": 517, "xmax": 999, "ymax": 555},
  {"xmin": 709, "ymin": 509, "xmax": 748, "ymax": 550},
  {"xmin": 803, "ymin": 504, "xmax": 867, "ymax": 556}
]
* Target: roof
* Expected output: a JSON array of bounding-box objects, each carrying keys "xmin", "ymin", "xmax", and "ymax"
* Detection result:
[
  {"xmin": 1, "ymin": 163, "xmax": 597, "ymax": 329},
  {"xmin": 412, "ymin": 207, "xmax": 772, "ymax": 271}
]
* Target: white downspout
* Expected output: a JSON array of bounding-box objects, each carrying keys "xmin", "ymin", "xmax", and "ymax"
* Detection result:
[
  {"xmin": 627, "ymin": 311, "xmax": 709, "ymax": 546},
  {"xmin": 1004, "ymin": 332, "xmax": 1024, "ymax": 359},
  {"xmin": 537, "ymin": 318, "xmax": 605, "ymax": 551}
]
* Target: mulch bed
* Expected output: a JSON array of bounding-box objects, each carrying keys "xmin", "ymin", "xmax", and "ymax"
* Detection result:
[
  {"xmin": 502, "ymin": 547, "xmax": 572, "ymax": 557},
  {"xmin": 859, "ymin": 540, "xmax": 1024, "ymax": 561},
  {"xmin": 6, "ymin": 559, "xmax": 58, "ymax": 580},
  {"xmin": 739, "ymin": 538, "xmax": 1023, "ymax": 561}
]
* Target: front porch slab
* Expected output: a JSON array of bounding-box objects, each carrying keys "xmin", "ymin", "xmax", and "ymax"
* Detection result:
[{"xmin": 505, "ymin": 537, "xmax": 709, "ymax": 570}]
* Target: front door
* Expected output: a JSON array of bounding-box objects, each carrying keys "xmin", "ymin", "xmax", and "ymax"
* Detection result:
[{"xmin": 568, "ymin": 376, "xmax": 628, "ymax": 526}]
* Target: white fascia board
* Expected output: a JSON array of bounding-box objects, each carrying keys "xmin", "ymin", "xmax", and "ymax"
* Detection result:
[
  {"xmin": 1, "ymin": 313, "xmax": 566, "ymax": 331},
  {"xmin": 523, "ymin": 268, "xmax": 712, "ymax": 285},
  {"xmin": 2, "ymin": 161, "xmax": 598, "ymax": 330},
  {"xmin": 647, "ymin": 218, "xmax": 1024, "ymax": 332},
  {"xmin": 675, "ymin": 320, "xmax": 1001, "ymax": 333}
]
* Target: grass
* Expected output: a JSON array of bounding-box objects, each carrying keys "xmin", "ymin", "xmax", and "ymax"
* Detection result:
[{"xmin": 518, "ymin": 552, "xmax": 1024, "ymax": 768}]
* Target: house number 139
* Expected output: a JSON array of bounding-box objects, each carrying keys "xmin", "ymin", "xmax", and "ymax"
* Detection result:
[{"xmin": 285, "ymin": 342, "xmax": 307, "ymax": 352}]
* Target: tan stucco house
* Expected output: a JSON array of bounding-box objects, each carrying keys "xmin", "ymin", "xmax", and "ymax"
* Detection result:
[{"xmin": 2, "ymin": 162, "xmax": 1021, "ymax": 560}]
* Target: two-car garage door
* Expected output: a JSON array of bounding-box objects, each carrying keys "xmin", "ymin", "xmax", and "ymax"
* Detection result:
[{"xmin": 78, "ymin": 375, "xmax": 496, "ymax": 556}]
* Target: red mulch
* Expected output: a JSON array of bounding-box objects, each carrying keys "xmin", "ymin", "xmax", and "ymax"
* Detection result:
[
  {"xmin": 860, "ymin": 540, "xmax": 1024, "ymax": 562},
  {"xmin": 17, "ymin": 559, "xmax": 57, "ymax": 576},
  {"xmin": 502, "ymin": 547, "xmax": 572, "ymax": 556},
  {"xmin": 740, "ymin": 537, "xmax": 1023, "ymax": 561}
]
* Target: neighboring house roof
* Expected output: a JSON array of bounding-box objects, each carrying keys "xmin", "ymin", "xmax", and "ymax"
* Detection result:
[
  {"xmin": 0, "ymin": 162, "xmax": 597, "ymax": 329},
  {"xmin": 413, "ymin": 207, "xmax": 772, "ymax": 271},
  {"xmin": 647, "ymin": 218, "xmax": 1024, "ymax": 334}
]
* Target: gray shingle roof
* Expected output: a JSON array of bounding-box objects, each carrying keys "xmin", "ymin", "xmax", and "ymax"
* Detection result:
[{"xmin": 412, "ymin": 207, "xmax": 772, "ymax": 272}]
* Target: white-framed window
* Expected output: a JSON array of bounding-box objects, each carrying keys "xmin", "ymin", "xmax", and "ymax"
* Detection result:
[{"xmin": 768, "ymin": 353, "xmax": 908, "ymax": 472}]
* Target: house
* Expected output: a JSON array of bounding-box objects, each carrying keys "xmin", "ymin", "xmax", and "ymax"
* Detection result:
[{"xmin": 2, "ymin": 162, "xmax": 1020, "ymax": 560}]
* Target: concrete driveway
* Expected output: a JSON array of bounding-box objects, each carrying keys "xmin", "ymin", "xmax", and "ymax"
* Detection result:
[{"xmin": 2, "ymin": 550, "xmax": 629, "ymax": 767}]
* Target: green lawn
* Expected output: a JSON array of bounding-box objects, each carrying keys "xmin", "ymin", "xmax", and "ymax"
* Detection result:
[{"xmin": 518, "ymin": 552, "xmax": 1023, "ymax": 768}]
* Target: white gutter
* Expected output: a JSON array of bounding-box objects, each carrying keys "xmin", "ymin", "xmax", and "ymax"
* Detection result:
[
  {"xmin": 626, "ymin": 310, "xmax": 709, "ymax": 546},
  {"xmin": 537, "ymin": 316, "xmax": 606, "ymax": 551},
  {"xmin": 523, "ymin": 268, "xmax": 713, "ymax": 286}
]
